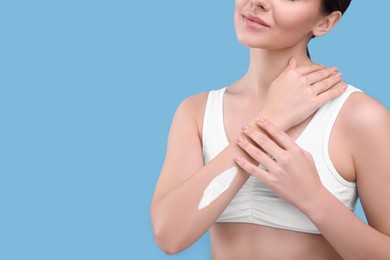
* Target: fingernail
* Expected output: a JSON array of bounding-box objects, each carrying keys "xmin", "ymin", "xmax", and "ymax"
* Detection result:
[
  {"xmin": 342, "ymin": 84, "xmax": 348, "ymax": 90},
  {"xmin": 256, "ymin": 117, "xmax": 265, "ymax": 123},
  {"xmin": 336, "ymin": 72, "xmax": 342, "ymax": 78},
  {"xmin": 240, "ymin": 124, "xmax": 250, "ymax": 130},
  {"xmin": 235, "ymin": 136, "xmax": 243, "ymax": 143},
  {"xmin": 235, "ymin": 156, "xmax": 242, "ymax": 162}
]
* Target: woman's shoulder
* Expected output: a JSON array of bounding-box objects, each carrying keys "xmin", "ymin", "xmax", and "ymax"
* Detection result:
[
  {"xmin": 175, "ymin": 91, "xmax": 209, "ymax": 121},
  {"xmin": 176, "ymin": 87, "xmax": 226, "ymax": 118},
  {"xmin": 339, "ymin": 85, "xmax": 390, "ymax": 140},
  {"xmin": 173, "ymin": 88, "xmax": 222, "ymax": 134},
  {"xmin": 179, "ymin": 91, "xmax": 209, "ymax": 111}
]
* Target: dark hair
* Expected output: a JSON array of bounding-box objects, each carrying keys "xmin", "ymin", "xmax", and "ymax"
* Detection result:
[
  {"xmin": 321, "ymin": 0, "xmax": 352, "ymax": 15},
  {"xmin": 307, "ymin": 0, "xmax": 352, "ymax": 58}
]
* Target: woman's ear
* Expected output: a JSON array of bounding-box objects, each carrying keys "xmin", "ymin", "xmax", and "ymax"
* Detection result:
[{"xmin": 313, "ymin": 11, "xmax": 342, "ymax": 37}]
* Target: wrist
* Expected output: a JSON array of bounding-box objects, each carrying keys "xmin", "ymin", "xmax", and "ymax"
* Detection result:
[
  {"xmin": 254, "ymin": 111, "xmax": 290, "ymax": 131},
  {"xmin": 299, "ymin": 186, "xmax": 332, "ymax": 221}
]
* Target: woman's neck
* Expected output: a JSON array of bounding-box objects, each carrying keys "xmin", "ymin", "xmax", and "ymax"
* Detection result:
[{"xmin": 240, "ymin": 47, "xmax": 313, "ymax": 96}]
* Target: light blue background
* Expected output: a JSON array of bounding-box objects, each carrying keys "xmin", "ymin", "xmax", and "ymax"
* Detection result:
[{"xmin": 1, "ymin": 1, "xmax": 388, "ymax": 259}]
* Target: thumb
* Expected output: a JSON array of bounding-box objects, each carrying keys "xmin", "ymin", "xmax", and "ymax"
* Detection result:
[
  {"xmin": 287, "ymin": 56, "xmax": 297, "ymax": 70},
  {"xmin": 277, "ymin": 57, "xmax": 297, "ymax": 78}
]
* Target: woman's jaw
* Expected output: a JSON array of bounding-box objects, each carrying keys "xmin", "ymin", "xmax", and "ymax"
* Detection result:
[{"xmin": 234, "ymin": 0, "xmax": 323, "ymax": 62}]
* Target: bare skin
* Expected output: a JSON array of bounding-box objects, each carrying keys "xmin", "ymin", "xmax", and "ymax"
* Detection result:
[
  {"xmin": 151, "ymin": 0, "xmax": 390, "ymax": 259},
  {"xmin": 198, "ymin": 75, "xmax": 347, "ymax": 260},
  {"xmin": 153, "ymin": 69, "xmax": 390, "ymax": 259},
  {"xmin": 211, "ymin": 223, "xmax": 341, "ymax": 260},
  {"xmin": 207, "ymin": 77, "xmax": 350, "ymax": 260},
  {"xmin": 151, "ymin": 58, "xmax": 347, "ymax": 257},
  {"xmin": 233, "ymin": 92, "xmax": 390, "ymax": 260}
]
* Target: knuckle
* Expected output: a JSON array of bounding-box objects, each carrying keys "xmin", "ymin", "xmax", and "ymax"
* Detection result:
[
  {"xmin": 300, "ymin": 77, "xmax": 309, "ymax": 85},
  {"xmin": 326, "ymin": 68, "xmax": 335, "ymax": 75},
  {"xmin": 248, "ymin": 164, "xmax": 258, "ymax": 175},
  {"xmin": 241, "ymin": 138, "xmax": 249, "ymax": 148},
  {"xmin": 279, "ymin": 152, "xmax": 294, "ymax": 166},
  {"xmin": 265, "ymin": 123, "xmax": 276, "ymax": 133},
  {"xmin": 320, "ymin": 70, "xmax": 327, "ymax": 78},
  {"xmin": 256, "ymin": 133, "xmax": 267, "ymax": 145},
  {"xmin": 277, "ymin": 154, "xmax": 289, "ymax": 166},
  {"xmin": 306, "ymin": 87, "xmax": 315, "ymax": 98},
  {"xmin": 330, "ymin": 88, "xmax": 342, "ymax": 97},
  {"xmin": 291, "ymin": 145, "xmax": 302, "ymax": 155},
  {"xmin": 239, "ymin": 158, "xmax": 248, "ymax": 168},
  {"xmin": 314, "ymin": 81, "xmax": 326, "ymax": 92},
  {"xmin": 253, "ymin": 149, "xmax": 262, "ymax": 160},
  {"xmin": 275, "ymin": 131, "xmax": 285, "ymax": 141},
  {"xmin": 330, "ymin": 75, "xmax": 341, "ymax": 84},
  {"xmin": 272, "ymin": 166, "xmax": 284, "ymax": 176}
]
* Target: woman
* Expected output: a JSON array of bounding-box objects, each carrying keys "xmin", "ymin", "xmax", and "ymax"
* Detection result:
[{"xmin": 151, "ymin": 0, "xmax": 390, "ymax": 259}]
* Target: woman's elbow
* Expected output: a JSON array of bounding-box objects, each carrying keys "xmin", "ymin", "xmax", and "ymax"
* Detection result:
[
  {"xmin": 151, "ymin": 206, "xmax": 187, "ymax": 255},
  {"xmin": 153, "ymin": 227, "xmax": 186, "ymax": 255}
]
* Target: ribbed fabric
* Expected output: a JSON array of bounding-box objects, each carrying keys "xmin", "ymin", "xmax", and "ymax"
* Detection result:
[{"xmin": 202, "ymin": 85, "xmax": 361, "ymax": 234}]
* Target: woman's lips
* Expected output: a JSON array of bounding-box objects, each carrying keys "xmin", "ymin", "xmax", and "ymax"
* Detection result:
[{"xmin": 242, "ymin": 13, "xmax": 270, "ymax": 29}]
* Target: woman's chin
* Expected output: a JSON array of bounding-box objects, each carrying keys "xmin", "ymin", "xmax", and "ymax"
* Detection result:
[{"xmin": 235, "ymin": 34, "xmax": 269, "ymax": 49}]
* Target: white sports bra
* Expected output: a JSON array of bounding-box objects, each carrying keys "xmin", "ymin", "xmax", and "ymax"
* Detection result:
[{"xmin": 202, "ymin": 85, "xmax": 360, "ymax": 234}]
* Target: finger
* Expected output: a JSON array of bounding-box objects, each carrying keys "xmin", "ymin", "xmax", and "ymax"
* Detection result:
[
  {"xmin": 288, "ymin": 56, "xmax": 298, "ymax": 69},
  {"xmin": 256, "ymin": 118, "xmax": 296, "ymax": 151},
  {"xmin": 235, "ymin": 135, "xmax": 275, "ymax": 168},
  {"xmin": 296, "ymin": 63, "xmax": 326, "ymax": 75},
  {"xmin": 311, "ymin": 71, "xmax": 343, "ymax": 94},
  {"xmin": 316, "ymin": 82, "xmax": 348, "ymax": 106},
  {"xmin": 280, "ymin": 57, "xmax": 298, "ymax": 74},
  {"xmin": 241, "ymin": 124, "xmax": 284, "ymax": 162},
  {"xmin": 305, "ymin": 67, "xmax": 338, "ymax": 85},
  {"xmin": 234, "ymin": 155, "xmax": 271, "ymax": 183}
]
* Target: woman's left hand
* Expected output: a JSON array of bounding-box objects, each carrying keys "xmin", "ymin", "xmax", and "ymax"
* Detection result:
[{"xmin": 234, "ymin": 117, "xmax": 325, "ymax": 211}]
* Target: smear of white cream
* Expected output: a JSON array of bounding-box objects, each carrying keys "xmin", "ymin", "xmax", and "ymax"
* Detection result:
[{"xmin": 198, "ymin": 166, "xmax": 238, "ymax": 210}]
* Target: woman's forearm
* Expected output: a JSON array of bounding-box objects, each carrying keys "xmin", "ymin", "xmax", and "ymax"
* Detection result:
[
  {"xmin": 151, "ymin": 63, "xmax": 347, "ymax": 254},
  {"xmin": 303, "ymin": 188, "xmax": 390, "ymax": 260},
  {"xmin": 151, "ymin": 143, "xmax": 250, "ymax": 254},
  {"xmin": 151, "ymin": 112, "xmax": 286, "ymax": 254}
]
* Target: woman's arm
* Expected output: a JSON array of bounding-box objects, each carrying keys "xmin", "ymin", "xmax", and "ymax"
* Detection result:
[
  {"xmin": 308, "ymin": 93, "xmax": 390, "ymax": 260},
  {"xmin": 234, "ymin": 93, "xmax": 390, "ymax": 260},
  {"xmin": 150, "ymin": 59, "xmax": 345, "ymax": 254},
  {"xmin": 151, "ymin": 93, "xmax": 251, "ymax": 254}
]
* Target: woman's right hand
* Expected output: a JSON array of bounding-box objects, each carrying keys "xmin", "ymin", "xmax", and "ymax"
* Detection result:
[{"xmin": 260, "ymin": 57, "xmax": 347, "ymax": 131}]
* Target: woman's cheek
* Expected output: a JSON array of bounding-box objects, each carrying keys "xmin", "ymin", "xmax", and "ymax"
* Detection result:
[
  {"xmin": 235, "ymin": 0, "xmax": 247, "ymax": 8},
  {"xmin": 275, "ymin": 8, "xmax": 319, "ymax": 31}
]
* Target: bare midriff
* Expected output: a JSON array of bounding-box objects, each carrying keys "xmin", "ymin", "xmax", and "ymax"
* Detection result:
[{"xmin": 210, "ymin": 223, "xmax": 342, "ymax": 260}]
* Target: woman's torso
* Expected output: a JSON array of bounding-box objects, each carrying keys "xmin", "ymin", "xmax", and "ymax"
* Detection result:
[
  {"xmin": 196, "ymin": 82, "xmax": 359, "ymax": 259},
  {"xmin": 210, "ymin": 223, "xmax": 341, "ymax": 260}
]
